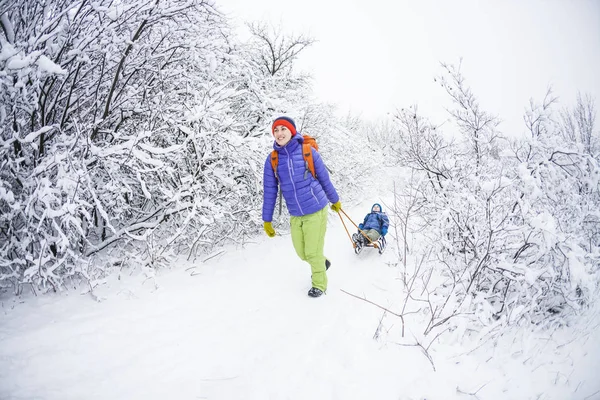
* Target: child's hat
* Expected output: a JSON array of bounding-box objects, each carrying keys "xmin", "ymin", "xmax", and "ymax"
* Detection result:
[
  {"xmin": 272, "ymin": 116, "xmax": 297, "ymax": 136},
  {"xmin": 372, "ymin": 203, "xmax": 382, "ymax": 212}
]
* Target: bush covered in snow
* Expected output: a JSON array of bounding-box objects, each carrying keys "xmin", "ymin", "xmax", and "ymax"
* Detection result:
[
  {"xmin": 0, "ymin": 0, "xmax": 377, "ymax": 293},
  {"xmin": 390, "ymin": 63, "xmax": 600, "ymax": 330}
]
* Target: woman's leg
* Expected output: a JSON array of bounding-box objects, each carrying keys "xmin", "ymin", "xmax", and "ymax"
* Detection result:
[
  {"xmin": 290, "ymin": 215, "xmax": 306, "ymax": 261},
  {"xmin": 290, "ymin": 207, "xmax": 328, "ymax": 291}
]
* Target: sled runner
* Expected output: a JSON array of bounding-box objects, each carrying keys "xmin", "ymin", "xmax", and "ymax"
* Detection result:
[{"xmin": 351, "ymin": 232, "xmax": 386, "ymax": 255}]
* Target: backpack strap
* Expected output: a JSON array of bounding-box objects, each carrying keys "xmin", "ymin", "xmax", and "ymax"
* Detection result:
[
  {"xmin": 270, "ymin": 150, "xmax": 279, "ymax": 180},
  {"xmin": 270, "ymin": 150, "xmax": 283, "ymax": 217},
  {"xmin": 272, "ymin": 145, "xmax": 316, "ymax": 180},
  {"xmin": 302, "ymin": 143, "xmax": 316, "ymax": 179}
]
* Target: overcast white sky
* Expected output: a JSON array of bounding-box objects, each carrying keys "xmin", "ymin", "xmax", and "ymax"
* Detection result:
[{"xmin": 215, "ymin": 0, "xmax": 600, "ymax": 136}]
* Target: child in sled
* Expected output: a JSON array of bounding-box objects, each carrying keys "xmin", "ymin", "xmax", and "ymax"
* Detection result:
[{"xmin": 352, "ymin": 203, "xmax": 389, "ymax": 250}]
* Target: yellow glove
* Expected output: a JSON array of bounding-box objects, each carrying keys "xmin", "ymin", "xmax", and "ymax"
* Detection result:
[
  {"xmin": 263, "ymin": 222, "xmax": 276, "ymax": 237},
  {"xmin": 330, "ymin": 201, "xmax": 342, "ymax": 213}
]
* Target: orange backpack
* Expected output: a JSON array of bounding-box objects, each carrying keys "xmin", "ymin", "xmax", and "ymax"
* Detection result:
[{"xmin": 270, "ymin": 135, "xmax": 319, "ymax": 180}]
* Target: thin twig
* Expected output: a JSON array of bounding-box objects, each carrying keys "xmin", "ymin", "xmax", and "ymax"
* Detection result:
[
  {"xmin": 584, "ymin": 390, "xmax": 600, "ymax": 400},
  {"xmin": 456, "ymin": 381, "xmax": 489, "ymax": 399},
  {"xmin": 426, "ymin": 326, "xmax": 451, "ymax": 351},
  {"xmin": 393, "ymin": 340, "xmax": 436, "ymax": 372},
  {"xmin": 340, "ymin": 289, "xmax": 403, "ymax": 318},
  {"xmin": 417, "ymin": 341, "xmax": 436, "ymax": 372},
  {"xmin": 202, "ymin": 250, "xmax": 226, "ymax": 263},
  {"xmin": 373, "ymin": 311, "xmax": 387, "ymax": 341}
]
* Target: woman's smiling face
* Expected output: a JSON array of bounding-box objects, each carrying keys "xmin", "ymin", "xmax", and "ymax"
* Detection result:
[{"xmin": 273, "ymin": 125, "xmax": 293, "ymax": 146}]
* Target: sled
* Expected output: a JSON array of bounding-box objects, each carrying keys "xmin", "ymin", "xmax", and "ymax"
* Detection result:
[{"xmin": 337, "ymin": 208, "xmax": 386, "ymax": 256}]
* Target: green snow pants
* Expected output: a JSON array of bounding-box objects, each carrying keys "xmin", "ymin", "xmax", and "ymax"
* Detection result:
[{"xmin": 290, "ymin": 206, "xmax": 328, "ymax": 292}]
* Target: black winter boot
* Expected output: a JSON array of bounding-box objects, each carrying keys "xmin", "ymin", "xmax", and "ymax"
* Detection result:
[{"xmin": 307, "ymin": 287, "xmax": 324, "ymax": 297}]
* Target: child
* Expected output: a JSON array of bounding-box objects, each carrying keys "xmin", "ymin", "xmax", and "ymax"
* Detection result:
[
  {"xmin": 262, "ymin": 116, "xmax": 341, "ymax": 298},
  {"xmin": 353, "ymin": 203, "xmax": 389, "ymax": 247}
]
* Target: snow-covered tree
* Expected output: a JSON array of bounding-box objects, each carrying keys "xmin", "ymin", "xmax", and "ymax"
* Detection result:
[
  {"xmin": 559, "ymin": 91, "xmax": 598, "ymax": 156},
  {"xmin": 389, "ymin": 65, "xmax": 600, "ymax": 335},
  {"xmin": 0, "ymin": 0, "xmax": 338, "ymax": 293}
]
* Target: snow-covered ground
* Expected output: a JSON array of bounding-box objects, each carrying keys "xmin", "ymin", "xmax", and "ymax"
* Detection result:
[{"xmin": 1, "ymin": 202, "xmax": 599, "ymax": 400}]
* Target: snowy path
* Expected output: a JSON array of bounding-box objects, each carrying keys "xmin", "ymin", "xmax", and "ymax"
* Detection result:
[
  {"xmin": 0, "ymin": 205, "xmax": 417, "ymax": 400},
  {"xmin": 1, "ymin": 204, "xmax": 600, "ymax": 400}
]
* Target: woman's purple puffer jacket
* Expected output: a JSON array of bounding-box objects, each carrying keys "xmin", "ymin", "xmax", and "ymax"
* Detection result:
[{"xmin": 262, "ymin": 135, "xmax": 339, "ymax": 222}]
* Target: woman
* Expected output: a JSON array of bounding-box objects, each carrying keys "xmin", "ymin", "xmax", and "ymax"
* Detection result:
[{"xmin": 262, "ymin": 116, "xmax": 341, "ymax": 298}]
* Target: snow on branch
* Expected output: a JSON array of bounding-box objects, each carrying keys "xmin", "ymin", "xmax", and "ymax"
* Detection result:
[
  {"xmin": 387, "ymin": 63, "xmax": 600, "ymax": 334},
  {"xmin": 0, "ymin": 0, "xmax": 342, "ymax": 293}
]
